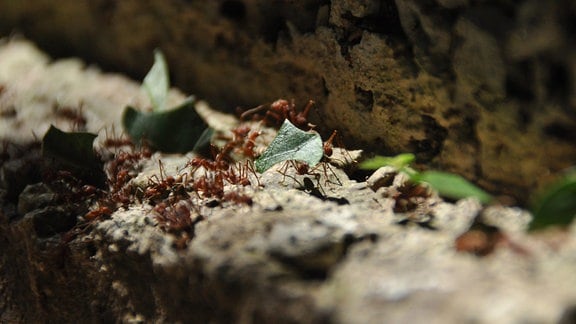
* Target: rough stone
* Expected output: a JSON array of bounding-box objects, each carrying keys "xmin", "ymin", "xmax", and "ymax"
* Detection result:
[
  {"xmin": 2, "ymin": 37, "xmax": 576, "ymax": 324},
  {"xmin": 0, "ymin": 0, "xmax": 575, "ymax": 202}
]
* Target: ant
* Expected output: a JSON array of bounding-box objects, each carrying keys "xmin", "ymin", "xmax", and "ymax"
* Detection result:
[
  {"xmin": 186, "ymin": 156, "xmax": 217, "ymax": 176},
  {"xmin": 100, "ymin": 126, "xmax": 140, "ymax": 156},
  {"xmin": 103, "ymin": 137, "xmax": 134, "ymax": 148},
  {"xmin": 193, "ymin": 172, "xmax": 225, "ymax": 199},
  {"xmin": 320, "ymin": 129, "xmax": 354, "ymax": 165},
  {"xmin": 185, "ymin": 145, "xmax": 232, "ymax": 176},
  {"xmin": 153, "ymin": 200, "xmax": 196, "ymax": 232},
  {"xmin": 53, "ymin": 102, "xmax": 87, "ymax": 131},
  {"xmin": 106, "ymin": 146, "xmax": 152, "ymax": 193},
  {"xmin": 390, "ymin": 182, "xmax": 431, "ymax": 213},
  {"xmin": 84, "ymin": 205, "xmax": 112, "ymax": 221},
  {"xmin": 145, "ymin": 160, "xmax": 190, "ymax": 202},
  {"xmin": 322, "ymin": 130, "xmax": 337, "ymax": 158},
  {"xmin": 276, "ymin": 130, "xmax": 343, "ymax": 193},
  {"xmin": 242, "ymin": 130, "xmax": 261, "ymax": 158},
  {"xmin": 152, "ymin": 200, "xmax": 203, "ymax": 249},
  {"xmin": 240, "ymin": 99, "xmax": 315, "ymax": 130},
  {"xmin": 223, "ymin": 161, "xmax": 260, "ymax": 187},
  {"xmin": 228, "ymin": 125, "xmax": 262, "ymax": 159},
  {"xmin": 223, "ymin": 191, "xmax": 253, "ymax": 206}
]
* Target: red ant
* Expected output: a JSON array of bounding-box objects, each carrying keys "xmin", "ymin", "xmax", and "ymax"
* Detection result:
[
  {"xmin": 186, "ymin": 156, "xmax": 217, "ymax": 176},
  {"xmin": 231, "ymin": 125, "xmax": 251, "ymax": 141},
  {"xmin": 223, "ymin": 191, "xmax": 253, "ymax": 206},
  {"xmin": 272, "ymin": 128, "xmax": 343, "ymax": 193},
  {"xmin": 106, "ymin": 147, "xmax": 152, "ymax": 193},
  {"xmin": 186, "ymin": 145, "xmax": 231, "ymax": 175},
  {"xmin": 153, "ymin": 200, "xmax": 197, "ymax": 232},
  {"xmin": 103, "ymin": 137, "xmax": 134, "ymax": 148},
  {"xmin": 145, "ymin": 160, "xmax": 190, "ymax": 202},
  {"xmin": 228, "ymin": 125, "xmax": 261, "ymax": 159},
  {"xmin": 242, "ymin": 130, "xmax": 261, "ymax": 158},
  {"xmin": 214, "ymin": 144, "xmax": 233, "ymax": 170},
  {"xmin": 240, "ymin": 99, "xmax": 315, "ymax": 130},
  {"xmin": 84, "ymin": 205, "xmax": 112, "ymax": 221},
  {"xmin": 323, "ymin": 130, "xmax": 337, "ymax": 157},
  {"xmin": 193, "ymin": 172, "xmax": 225, "ymax": 199},
  {"xmin": 152, "ymin": 200, "xmax": 203, "ymax": 249},
  {"xmin": 223, "ymin": 164, "xmax": 249, "ymax": 186},
  {"xmin": 100, "ymin": 127, "xmax": 143, "ymax": 155},
  {"xmin": 53, "ymin": 102, "xmax": 87, "ymax": 131},
  {"xmin": 390, "ymin": 182, "xmax": 431, "ymax": 213}
]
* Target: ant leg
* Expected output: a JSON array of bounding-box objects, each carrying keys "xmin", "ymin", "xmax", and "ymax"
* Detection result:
[
  {"xmin": 278, "ymin": 161, "xmax": 305, "ymax": 187},
  {"xmin": 244, "ymin": 160, "xmax": 262, "ymax": 187},
  {"xmin": 311, "ymin": 162, "xmax": 342, "ymax": 187},
  {"xmin": 278, "ymin": 161, "xmax": 291, "ymax": 185},
  {"xmin": 239, "ymin": 104, "xmax": 267, "ymax": 121},
  {"xmin": 158, "ymin": 159, "xmax": 167, "ymax": 182}
]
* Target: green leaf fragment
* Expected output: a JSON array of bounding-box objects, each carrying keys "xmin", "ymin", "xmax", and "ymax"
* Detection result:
[
  {"xmin": 413, "ymin": 171, "xmax": 493, "ymax": 204},
  {"xmin": 143, "ymin": 49, "xmax": 169, "ymax": 111},
  {"xmin": 529, "ymin": 170, "xmax": 576, "ymax": 230},
  {"xmin": 42, "ymin": 125, "xmax": 99, "ymax": 170},
  {"xmin": 255, "ymin": 119, "xmax": 323, "ymax": 173},
  {"xmin": 42, "ymin": 125, "xmax": 105, "ymax": 187},
  {"xmin": 122, "ymin": 96, "xmax": 210, "ymax": 154},
  {"xmin": 359, "ymin": 153, "xmax": 416, "ymax": 170}
]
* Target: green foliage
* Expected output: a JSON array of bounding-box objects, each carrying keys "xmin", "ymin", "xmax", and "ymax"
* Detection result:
[
  {"xmin": 413, "ymin": 171, "xmax": 493, "ymax": 204},
  {"xmin": 143, "ymin": 49, "xmax": 169, "ymax": 112},
  {"xmin": 529, "ymin": 169, "xmax": 576, "ymax": 230},
  {"xmin": 359, "ymin": 153, "xmax": 493, "ymax": 203},
  {"xmin": 122, "ymin": 97, "xmax": 209, "ymax": 154},
  {"xmin": 255, "ymin": 119, "xmax": 323, "ymax": 173},
  {"xmin": 42, "ymin": 125, "xmax": 100, "ymax": 170},
  {"xmin": 122, "ymin": 50, "xmax": 211, "ymax": 154},
  {"xmin": 359, "ymin": 153, "xmax": 415, "ymax": 171}
]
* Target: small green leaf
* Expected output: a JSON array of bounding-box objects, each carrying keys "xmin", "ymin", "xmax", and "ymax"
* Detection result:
[
  {"xmin": 255, "ymin": 119, "xmax": 323, "ymax": 173},
  {"xmin": 122, "ymin": 96, "xmax": 210, "ymax": 153},
  {"xmin": 413, "ymin": 171, "xmax": 493, "ymax": 204},
  {"xmin": 359, "ymin": 153, "xmax": 416, "ymax": 170},
  {"xmin": 529, "ymin": 170, "xmax": 576, "ymax": 230},
  {"xmin": 143, "ymin": 49, "xmax": 169, "ymax": 111},
  {"xmin": 42, "ymin": 125, "xmax": 99, "ymax": 169},
  {"xmin": 42, "ymin": 125, "xmax": 105, "ymax": 187}
]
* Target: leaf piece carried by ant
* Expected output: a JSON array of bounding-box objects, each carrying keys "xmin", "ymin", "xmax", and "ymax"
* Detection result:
[
  {"xmin": 255, "ymin": 119, "xmax": 323, "ymax": 173},
  {"xmin": 122, "ymin": 97, "xmax": 211, "ymax": 154}
]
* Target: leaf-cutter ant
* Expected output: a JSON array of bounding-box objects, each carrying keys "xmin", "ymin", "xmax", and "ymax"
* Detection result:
[
  {"xmin": 145, "ymin": 160, "xmax": 190, "ymax": 202},
  {"xmin": 84, "ymin": 205, "xmax": 112, "ymax": 221},
  {"xmin": 53, "ymin": 102, "xmax": 87, "ymax": 131},
  {"xmin": 240, "ymin": 99, "xmax": 315, "ymax": 130}
]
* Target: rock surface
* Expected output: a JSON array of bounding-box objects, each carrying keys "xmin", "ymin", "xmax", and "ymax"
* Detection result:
[
  {"xmin": 1, "ymin": 1, "xmax": 575, "ymax": 201},
  {"xmin": 2, "ymin": 39, "xmax": 576, "ymax": 324}
]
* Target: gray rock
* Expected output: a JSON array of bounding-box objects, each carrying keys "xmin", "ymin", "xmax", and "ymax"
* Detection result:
[
  {"xmin": 1, "ymin": 0, "xmax": 574, "ymax": 200},
  {"xmin": 1, "ymin": 33, "xmax": 576, "ymax": 324}
]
